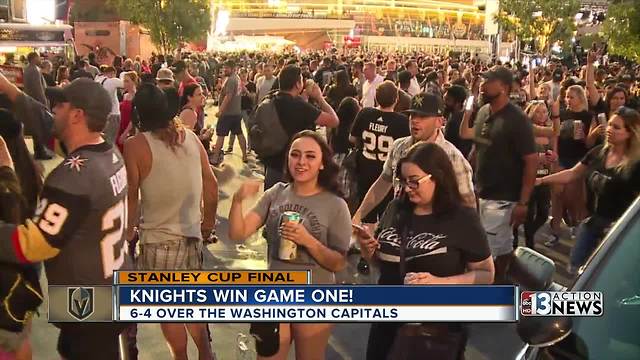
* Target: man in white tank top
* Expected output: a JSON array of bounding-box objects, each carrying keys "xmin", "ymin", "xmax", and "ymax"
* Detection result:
[{"xmin": 123, "ymin": 84, "xmax": 218, "ymax": 360}]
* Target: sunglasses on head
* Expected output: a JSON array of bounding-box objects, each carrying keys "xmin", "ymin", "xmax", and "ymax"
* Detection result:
[{"xmin": 395, "ymin": 174, "xmax": 432, "ymax": 190}]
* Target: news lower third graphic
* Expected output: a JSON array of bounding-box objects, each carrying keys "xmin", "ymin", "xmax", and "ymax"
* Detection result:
[
  {"xmin": 520, "ymin": 291, "xmax": 604, "ymax": 317},
  {"xmin": 48, "ymin": 271, "xmax": 519, "ymax": 323}
]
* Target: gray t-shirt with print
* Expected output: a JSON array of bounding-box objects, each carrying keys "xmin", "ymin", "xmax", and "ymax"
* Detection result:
[{"xmin": 251, "ymin": 183, "xmax": 351, "ymax": 284}]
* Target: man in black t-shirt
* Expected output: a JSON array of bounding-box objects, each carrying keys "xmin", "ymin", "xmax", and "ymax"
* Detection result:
[
  {"xmin": 262, "ymin": 65, "xmax": 339, "ymax": 190},
  {"xmin": 313, "ymin": 57, "xmax": 334, "ymax": 89},
  {"xmin": 350, "ymin": 81, "xmax": 410, "ymax": 223},
  {"xmin": 443, "ymin": 85, "xmax": 472, "ymax": 158},
  {"xmin": 459, "ymin": 66, "xmax": 537, "ymax": 284}
]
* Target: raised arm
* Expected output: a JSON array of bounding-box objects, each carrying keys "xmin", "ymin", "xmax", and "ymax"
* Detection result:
[
  {"xmin": 228, "ymin": 181, "xmax": 264, "ymax": 241},
  {"xmin": 586, "ymin": 51, "xmax": 601, "ymax": 107},
  {"xmin": 310, "ymin": 83, "xmax": 339, "ymax": 128},
  {"xmin": 529, "ymin": 63, "xmax": 537, "ymax": 100},
  {"xmin": 459, "ymin": 102, "xmax": 475, "ymax": 140},
  {"xmin": 0, "ymin": 71, "xmax": 22, "ymax": 102}
]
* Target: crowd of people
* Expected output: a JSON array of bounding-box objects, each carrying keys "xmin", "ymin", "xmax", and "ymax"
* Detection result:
[{"xmin": 0, "ymin": 44, "xmax": 639, "ymax": 360}]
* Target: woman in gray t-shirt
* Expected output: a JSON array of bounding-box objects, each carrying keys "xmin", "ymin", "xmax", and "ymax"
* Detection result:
[{"xmin": 229, "ymin": 130, "xmax": 350, "ymax": 359}]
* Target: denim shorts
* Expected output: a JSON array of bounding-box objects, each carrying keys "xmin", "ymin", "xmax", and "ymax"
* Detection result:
[{"xmin": 479, "ymin": 199, "xmax": 517, "ymax": 257}]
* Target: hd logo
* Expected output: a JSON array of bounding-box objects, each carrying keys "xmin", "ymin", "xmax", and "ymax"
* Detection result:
[{"xmin": 521, "ymin": 291, "xmax": 603, "ymax": 317}]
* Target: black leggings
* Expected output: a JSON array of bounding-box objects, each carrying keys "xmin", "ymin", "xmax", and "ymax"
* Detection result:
[{"xmin": 523, "ymin": 186, "xmax": 551, "ymax": 249}]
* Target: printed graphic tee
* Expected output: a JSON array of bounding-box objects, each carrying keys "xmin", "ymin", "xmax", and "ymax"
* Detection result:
[{"xmin": 375, "ymin": 202, "xmax": 491, "ymax": 285}]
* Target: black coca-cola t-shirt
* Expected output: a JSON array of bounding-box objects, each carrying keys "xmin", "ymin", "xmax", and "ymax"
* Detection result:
[{"xmin": 374, "ymin": 202, "xmax": 491, "ymax": 285}]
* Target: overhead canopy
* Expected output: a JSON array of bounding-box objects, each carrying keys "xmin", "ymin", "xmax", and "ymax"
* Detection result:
[{"xmin": 284, "ymin": 32, "xmax": 331, "ymax": 50}]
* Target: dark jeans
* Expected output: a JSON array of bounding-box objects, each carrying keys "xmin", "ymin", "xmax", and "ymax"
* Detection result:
[
  {"xmin": 265, "ymin": 166, "xmax": 284, "ymax": 191},
  {"xmin": 523, "ymin": 185, "xmax": 551, "ymax": 249},
  {"xmin": 570, "ymin": 216, "xmax": 611, "ymax": 269}
]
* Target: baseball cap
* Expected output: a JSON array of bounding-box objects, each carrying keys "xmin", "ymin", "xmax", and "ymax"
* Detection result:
[
  {"xmin": 172, "ymin": 60, "xmax": 187, "ymax": 74},
  {"xmin": 48, "ymin": 78, "xmax": 111, "ymax": 122},
  {"xmin": 481, "ymin": 66, "xmax": 514, "ymax": 86},
  {"xmin": 404, "ymin": 92, "xmax": 444, "ymax": 117},
  {"xmin": 156, "ymin": 68, "xmax": 175, "ymax": 82}
]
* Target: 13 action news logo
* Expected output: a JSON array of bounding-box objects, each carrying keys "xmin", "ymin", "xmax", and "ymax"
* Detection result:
[{"xmin": 521, "ymin": 291, "xmax": 603, "ymax": 316}]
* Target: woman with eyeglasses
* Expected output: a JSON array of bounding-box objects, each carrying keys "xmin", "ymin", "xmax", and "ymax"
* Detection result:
[
  {"xmin": 354, "ymin": 142, "xmax": 494, "ymax": 360},
  {"xmin": 537, "ymin": 107, "xmax": 640, "ymax": 274}
]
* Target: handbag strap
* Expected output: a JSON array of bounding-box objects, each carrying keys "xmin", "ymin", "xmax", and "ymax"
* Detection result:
[{"xmin": 397, "ymin": 209, "xmax": 411, "ymax": 280}]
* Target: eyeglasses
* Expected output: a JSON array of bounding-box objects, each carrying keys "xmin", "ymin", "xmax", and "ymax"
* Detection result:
[{"xmin": 396, "ymin": 174, "xmax": 432, "ymax": 190}]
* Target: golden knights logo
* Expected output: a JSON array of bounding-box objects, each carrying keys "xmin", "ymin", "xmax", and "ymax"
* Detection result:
[{"xmin": 67, "ymin": 287, "xmax": 94, "ymax": 321}]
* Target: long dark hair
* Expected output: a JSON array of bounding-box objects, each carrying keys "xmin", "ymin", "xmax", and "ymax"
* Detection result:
[
  {"xmin": 283, "ymin": 130, "xmax": 343, "ymax": 197},
  {"xmin": 133, "ymin": 83, "xmax": 183, "ymax": 151},
  {"xmin": 180, "ymin": 83, "xmax": 201, "ymax": 109},
  {"xmin": 0, "ymin": 110, "xmax": 41, "ymax": 218},
  {"xmin": 333, "ymin": 97, "xmax": 360, "ymax": 149},
  {"xmin": 335, "ymin": 69, "xmax": 349, "ymax": 88},
  {"xmin": 605, "ymin": 86, "xmax": 628, "ymax": 112},
  {"xmin": 395, "ymin": 142, "xmax": 462, "ymax": 216}
]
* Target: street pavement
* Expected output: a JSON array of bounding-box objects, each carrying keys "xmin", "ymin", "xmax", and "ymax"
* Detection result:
[{"xmin": 29, "ymin": 103, "xmax": 574, "ymax": 359}]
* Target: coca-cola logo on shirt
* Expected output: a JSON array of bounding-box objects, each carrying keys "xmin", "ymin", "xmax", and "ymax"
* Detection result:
[{"xmin": 378, "ymin": 227, "xmax": 448, "ymax": 260}]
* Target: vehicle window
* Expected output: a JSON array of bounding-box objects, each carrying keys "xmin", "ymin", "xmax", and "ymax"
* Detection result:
[{"xmin": 555, "ymin": 214, "xmax": 640, "ymax": 359}]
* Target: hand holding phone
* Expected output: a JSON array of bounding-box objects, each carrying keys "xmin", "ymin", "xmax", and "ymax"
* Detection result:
[
  {"xmin": 465, "ymin": 96, "xmax": 475, "ymax": 111},
  {"xmin": 352, "ymin": 223, "xmax": 368, "ymax": 234}
]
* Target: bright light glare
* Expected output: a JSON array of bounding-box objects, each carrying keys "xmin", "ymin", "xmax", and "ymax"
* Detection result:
[
  {"xmin": 215, "ymin": 10, "xmax": 230, "ymax": 36},
  {"xmin": 27, "ymin": 0, "xmax": 55, "ymax": 24}
]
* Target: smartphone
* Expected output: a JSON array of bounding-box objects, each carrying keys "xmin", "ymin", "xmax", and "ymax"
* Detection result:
[
  {"xmin": 351, "ymin": 223, "xmax": 366, "ymax": 233},
  {"xmin": 465, "ymin": 96, "xmax": 475, "ymax": 111},
  {"xmin": 598, "ymin": 113, "xmax": 607, "ymax": 127}
]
